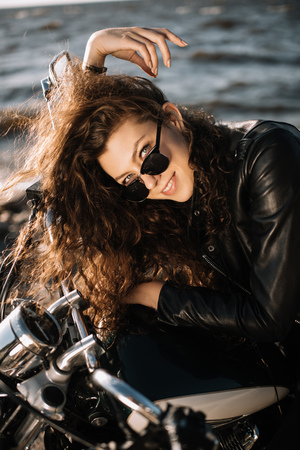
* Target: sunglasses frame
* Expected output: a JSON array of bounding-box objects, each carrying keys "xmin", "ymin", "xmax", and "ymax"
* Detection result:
[
  {"xmin": 140, "ymin": 119, "xmax": 162, "ymax": 175},
  {"xmin": 123, "ymin": 117, "xmax": 169, "ymax": 202}
]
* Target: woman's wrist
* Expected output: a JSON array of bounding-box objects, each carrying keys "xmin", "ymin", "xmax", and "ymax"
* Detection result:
[{"xmin": 82, "ymin": 32, "xmax": 107, "ymax": 70}]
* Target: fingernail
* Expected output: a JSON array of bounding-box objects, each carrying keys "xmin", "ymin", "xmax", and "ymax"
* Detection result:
[
  {"xmin": 153, "ymin": 67, "xmax": 158, "ymax": 76},
  {"xmin": 181, "ymin": 40, "xmax": 188, "ymax": 46},
  {"xmin": 167, "ymin": 59, "xmax": 171, "ymax": 68},
  {"xmin": 148, "ymin": 60, "xmax": 153, "ymax": 69}
]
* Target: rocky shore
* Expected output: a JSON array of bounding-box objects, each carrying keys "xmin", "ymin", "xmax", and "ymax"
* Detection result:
[
  {"xmin": 0, "ymin": 112, "xmax": 32, "ymax": 256},
  {"xmin": 0, "ymin": 196, "xmax": 29, "ymax": 254}
]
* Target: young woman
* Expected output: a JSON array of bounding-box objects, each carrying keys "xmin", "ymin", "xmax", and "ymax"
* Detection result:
[{"xmin": 3, "ymin": 27, "xmax": 300, "ymax": 344}]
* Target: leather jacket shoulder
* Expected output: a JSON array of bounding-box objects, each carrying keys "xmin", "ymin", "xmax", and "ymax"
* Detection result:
[{"xmin": 157, "ymin": 120, "xmax": 300, "ymax": 342}]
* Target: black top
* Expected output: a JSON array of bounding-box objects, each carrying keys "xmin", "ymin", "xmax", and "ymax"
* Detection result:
[{"xmin": 158, "ymin": 120, "xmax": 300, "ymax": 342}]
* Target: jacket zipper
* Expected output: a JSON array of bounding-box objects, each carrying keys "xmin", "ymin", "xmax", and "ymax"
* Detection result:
[{"xmin": 202, "ymin": 253, "xmax": 252, "ymax": 295}]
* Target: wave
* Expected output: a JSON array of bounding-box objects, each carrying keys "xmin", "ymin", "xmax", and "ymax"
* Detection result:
[
  {"xmin": 191, "ymin": 50, "xmax": 300, "ymax": 66},
  {"xmin": 0, "ymin": 0, "xmax": 137, "ymax": 10}
]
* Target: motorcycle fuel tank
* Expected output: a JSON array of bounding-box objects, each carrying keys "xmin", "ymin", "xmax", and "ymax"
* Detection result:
[{"xmin": 118, "ymin": 325, "xmax": 291, "ymax": 423}]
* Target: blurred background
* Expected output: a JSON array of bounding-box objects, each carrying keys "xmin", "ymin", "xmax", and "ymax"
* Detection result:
[{"xmin": 0, "ymin": 0, "xmax": 300, "ymax": 244}]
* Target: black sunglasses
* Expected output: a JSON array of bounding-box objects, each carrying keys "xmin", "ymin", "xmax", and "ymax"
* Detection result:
[{"xmin": 123, "ymin": 118, "xmax": 169, "ymax": 202}]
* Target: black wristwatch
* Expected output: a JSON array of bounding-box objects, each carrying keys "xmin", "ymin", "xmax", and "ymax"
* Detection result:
[{"xmin": 86, "ymin": 65, "xmax": 107, "ymax": 74}]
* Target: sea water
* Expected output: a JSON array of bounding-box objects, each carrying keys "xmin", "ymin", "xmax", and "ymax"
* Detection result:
[{"xmin": 0, "ymin": 0, "xmax": 300, "ymax": 175}]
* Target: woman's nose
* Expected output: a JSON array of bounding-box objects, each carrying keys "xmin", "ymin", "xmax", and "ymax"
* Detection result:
[{"xmin": 140, "ymin": 174, "xmax": 158, "ymax": 190}]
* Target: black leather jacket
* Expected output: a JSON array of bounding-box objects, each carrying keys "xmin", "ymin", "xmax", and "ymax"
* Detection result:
[{"xmin": 157, "ymin": 120, "xmax": 300, "ymax": 342}]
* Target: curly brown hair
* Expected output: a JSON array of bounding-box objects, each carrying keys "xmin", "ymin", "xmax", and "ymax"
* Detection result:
[{"xmin": 3, "ymin": 60, "xmax": 233, "ymax": 336}]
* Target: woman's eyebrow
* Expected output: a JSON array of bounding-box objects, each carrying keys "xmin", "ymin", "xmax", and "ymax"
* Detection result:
[{"xmin": 115, "ymin": 135, "xmax": 145, "ymax": 182}]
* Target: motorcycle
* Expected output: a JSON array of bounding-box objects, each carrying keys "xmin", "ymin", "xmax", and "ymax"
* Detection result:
[
  {"xmin": 0, "ymin": 182, "xmax": 298, "ymax": 450},
  {"xmin": 0, "ymin": 51, "xmax": 298, "ymax": 448}
]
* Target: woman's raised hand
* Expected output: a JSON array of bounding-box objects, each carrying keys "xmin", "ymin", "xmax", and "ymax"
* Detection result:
[{"xmin": 83, "ymin": 27, "xmax": 188, "ymax": 77}]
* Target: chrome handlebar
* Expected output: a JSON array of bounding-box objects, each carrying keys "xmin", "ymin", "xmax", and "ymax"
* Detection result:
[
  {"xmin": 0, "ymin": 290, "xmax": 163, "ymax": 424},
  {"xmin": 0, "ymin": 201, "xmax": 219, "ymax": 449}
]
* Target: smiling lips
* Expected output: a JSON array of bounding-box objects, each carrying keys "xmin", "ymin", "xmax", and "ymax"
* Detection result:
[{"xmin": 162, "ymin": 173, "xmax": 176, "ymax": 195}]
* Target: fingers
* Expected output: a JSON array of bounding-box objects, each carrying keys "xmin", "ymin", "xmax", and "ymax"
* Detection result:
[
  {"xmin": 83, "ymin": 27, "xmax": 188, "ymax": 76},
  {"xmin": 129, "ymin": 52, "xmax": 156, "ymax": 77},
  {"xmin": 123, "ymin": 27, "xmax": 188, "ymax": 76},
  {"xmin": 121, "ymin": 31, "xmax": 159, "ymax": 75},
  {"xmin": 142, "ymin": 27, "xmax": 188, "ymax": 69}
]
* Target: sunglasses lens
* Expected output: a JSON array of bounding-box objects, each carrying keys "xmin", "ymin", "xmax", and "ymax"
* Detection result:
[
  {"xmin": 141, "ymin": 152, "xmax": 169, "ymax": 176},
  {"xmin": 124, "ymin": 180, "xmax": 149, "ymax": 202},
  {"xmin": 123, "ymin": 118, "xmax": 168, "ymax": 202}
]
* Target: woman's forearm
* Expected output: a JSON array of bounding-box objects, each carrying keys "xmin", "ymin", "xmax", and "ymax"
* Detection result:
[{"xmin": 125, "ymin": 280, "xmax": 164, "ymax": 309}]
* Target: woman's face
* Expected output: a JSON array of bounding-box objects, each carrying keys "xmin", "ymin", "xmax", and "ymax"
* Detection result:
[{"xmin": 98, "ymin": 114, "xmax": 195, "ymax": 203}]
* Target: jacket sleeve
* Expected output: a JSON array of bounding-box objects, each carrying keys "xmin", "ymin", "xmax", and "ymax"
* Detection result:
[{"xmin": 157, "ymin": 127, "xmax": 300, "ymax": 342}]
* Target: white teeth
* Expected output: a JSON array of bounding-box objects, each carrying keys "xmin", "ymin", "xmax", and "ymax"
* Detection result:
[{"xmin": 163, "ymin": 175, "xmax": 173, "ymax": 193}]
